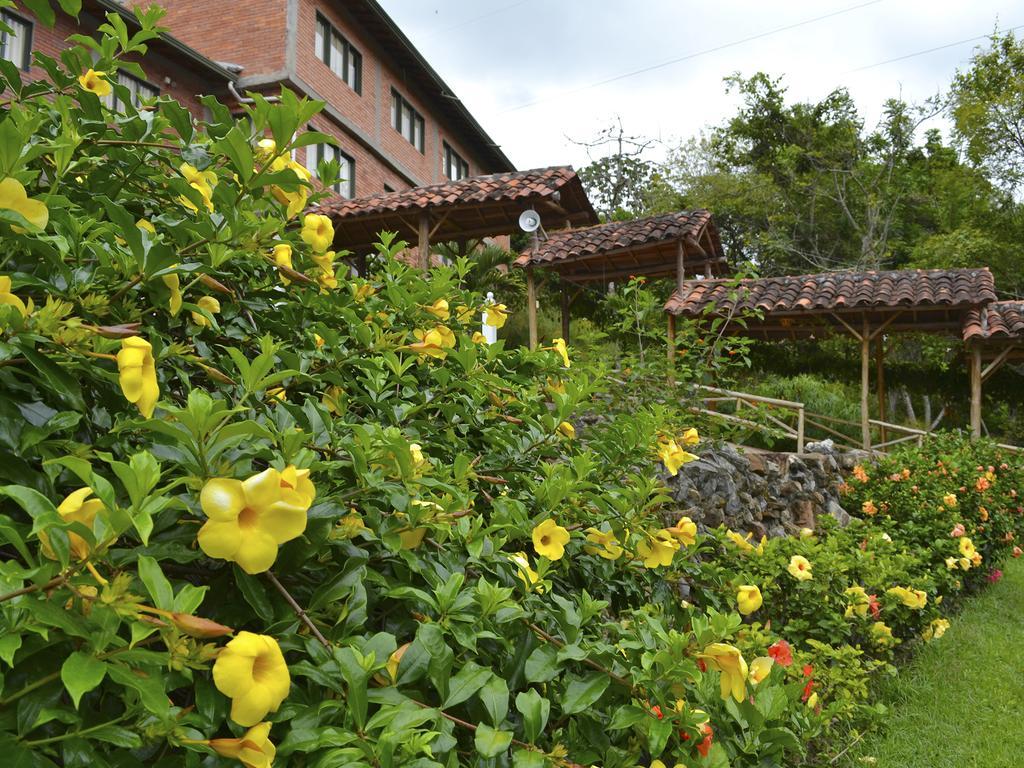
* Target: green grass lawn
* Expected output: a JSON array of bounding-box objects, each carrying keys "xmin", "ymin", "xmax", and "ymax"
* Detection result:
[{"xmin": 840, "ymin": 555, "xmax": 1024, "ymax": 768}]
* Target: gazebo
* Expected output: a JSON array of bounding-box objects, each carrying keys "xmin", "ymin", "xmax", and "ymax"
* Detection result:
[
  {"xmin": 963, "ymin": 301, "xmax": 1024, "ymax": 437},
  {"xmin": 319, "ymin": 167, "xmax": 597, "ymax": 268},
  {"xmin": 664, "ymin": 268, "xmax": 998, "ymax": 448},
  {"xmin": 514, "ymin": 210, "xmax": 729, "ymax": 348}
]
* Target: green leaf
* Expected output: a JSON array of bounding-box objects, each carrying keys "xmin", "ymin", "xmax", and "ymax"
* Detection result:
[
  {"xmin": 216, "ymin": 126, "xmax": 254, "ymax": 181},
  {"xmin": 106, "ymin": 663, "xmax": 168, "ymax": 716},
  {"xmin": 56, "ymin": 0, "xmax": 83, "ymax": 16},
  {"xmin": 442, "ymin": 662, "xmax": 491, "ymax": 709},
  {"xmin": 60, "ymin": 652, "xmax": 107, "ymax": 708},
  {"xmin": 0, "ymin": 634, "xmax": 22, "ymax": 667},
  {"xmin": 234, "ymin": 567, "xmax": 274, "ymax": 621},
  {"xmin": 514, "ymin": 689, "xmax": 550, "ymax": 742},
  {"xmin": 137, "ymin": 555, "xmax": 173, "ymax": 609},
  {"xmin": 648, "ymin": 717, "xmax": 673, "ymax": 757},
  {"xmin": 524, "ymin": 645, "xmax": 559, "ymax": 683},
  {"xmin": 473, "ymin": 724, "xmax": 512, "ymax": 759},
  {"xmin": 512, "ymin": 749, "xmax": 546, "ymax": 768},
  {"xmin": 560, "ymin": 672, "xmax": 610, "ymax": 715},
  {"xmin": 20, "ymin": 0, "xmax": 55, "ymax": 27},
  {"xmin": 478, "ymin": 675, "xmax": 509, "ymax": 726}
]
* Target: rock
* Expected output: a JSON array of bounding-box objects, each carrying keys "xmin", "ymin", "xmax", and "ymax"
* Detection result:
[{"xmin": 828, "ymin": 500, "xmax": 852, "ymax": 527}]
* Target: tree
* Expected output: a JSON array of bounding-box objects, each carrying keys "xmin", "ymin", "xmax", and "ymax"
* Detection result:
[{"xmin": 950, "ymin": 30, "xmax": 1024, "ymax": 190}]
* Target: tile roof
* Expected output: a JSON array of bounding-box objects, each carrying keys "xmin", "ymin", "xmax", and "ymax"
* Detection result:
[
  {"xmin": 665, "ymin": 268, "xmax": 996, "ymax": 317},
  {"xmin": 963, "ymin": 301, "xmax": 1024, "ymax": 341},
  {"xmin": 319, "ymin": 166, "xmax": 594, "ymax": 221},
  {"xmin": 514, "ymin": 210, "xmax": 721, "ymax": 268}
]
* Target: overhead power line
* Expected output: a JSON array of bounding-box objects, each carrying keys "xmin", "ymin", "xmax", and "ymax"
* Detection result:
[
  {"xmin": 847, "ymin": 22, "xmax": 1024, "ymax": 73},
  {"xmin": 499, "ymin": 0, "xmax": 885, "ymax": 114},
  {"xmin": 419, "ymin": 0, "xmax": 534, "ymax": 41}
]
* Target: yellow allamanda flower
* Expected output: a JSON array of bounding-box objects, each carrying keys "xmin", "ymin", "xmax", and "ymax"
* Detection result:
[
  {"xmin": 886, "ymin": 586, "xmax": 927, "ymax": 610},
  {"xmin": 300, "ymin": 213, "xmax": 334, "ymax": 253},
  {"xmin": 748, "ymin": 655, "xmax": 774, "ymax": 685},
  {"xmin": 636, "ymin": 529, "xmax": 679, "ymax": 569},
  {"xmin": 471, "ymin": 331, "xmax": 487, "ymax": 344},
  {"xmin": 191, "ymin": 296, "xmax": 221, "ymax": 328},
  {"xmin": 311, "ymin": 251, "xmax": 338, "ymax": 290},
  {"xmin": 666, "ymin": 516, "xmax": 697, "ymax": 546},
  {"xmin": 78, "ymin": 68, "xmax": 111, "ymax": 97},
  {"xmin": 681, "ymin": 427, "xmax": 700, "ymax": 446},
  {"xmin": 0, "ymin": 178, "xmax": 48, "ymax": 231},
  {"xmin": 736, "ymin": 584, "xmax": 762, "ymax": 615},
  {"xmin": 700, "ymin": 643, "xmax": 748, "ymax": 702},
  {"xmin": 922, "ymin": 618, "xmax": 950, "ymax": 641},
  {"xmin": 557, "ymin": 421, "xmax": 575, "ymax": 439},
  {"xmin": 39, "ymin": 488, "xmax": 104, "ymax": 561},
  {"xmin": 0, "ymin": 275, "xmax": 32, "ymax": 318},
  {"xmin": 197, "ymin": 466, "xmax": 315, "ymax": 574},
  {"xmin": 206, "ymin": 722, "xmax": 275, "ymax": 768},
  {"xmin": 267, "ymin": 156, "xmax": 313, "ymax": 219},
  {"xmin": 658, "ymin": 438, "xmax": 698, "ymax": 476},
  {"xmin": 425, "ymin": 298, "xmax": 450, "ymax": 320},
  {"xmin": 212, "ymin": 632, "xmax": 290, "ymax": 726},
  {"xmin": 455, "ymin": 304, "xmax": 475, "ymax": 323},
  {"xmin": 160, "ymin": 267, "xmax": 183, "ymax": 316},
  {"xmin": 871, "ymin": 621, "xmax": 895, "ymax": 647},
  {"xmin": 532, "ymin": 518, "xmax": 570, "ymax": 561},
  {"xmin": 484, "ymin": 302, "xmax": 509, "ymax": 329},
  {"xmin": 551, "ymin": 337, "xmax": 570, "ymax": 368},
  {"xmin": 117, "ymin": 336, "xmax": 159, "ymax": 418},
  {"xmin": 509, "ymin": 551, "xmax": 543, "ymax": 592},
  {"xmin": 255, "ymin": 138, "xmax": 277, "ymax": 161},
  {"xmin": 272, "ymin": 244, "xmax": 294, "ymax": 285},
  {"xmin": 583, "ymin": 527, "xmax": 624, "ymax": 560},
  {"xmin": 178, "ymin": 163, "xmax": 217, "ymax": 212},
  {"xmin": 353, "ymin": 282, "xmax": 376, "ymax": 302},
  {"xmin": 787, "ymin": 555, "xmax": 813, "ymax": 581},
  {"xmin": 844, "ymin": 585, "xmax": 870, "ymax": 619}
]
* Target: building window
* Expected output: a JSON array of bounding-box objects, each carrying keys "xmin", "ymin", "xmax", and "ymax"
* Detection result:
[
  {"xmin": 305, "ymin": 142, "xmax": 355, "ymax": 199},
  {"xmin": 443, "ymin": 142, "xmax": 469, "ymax": 181},
  {"xmin": 105, "ymin": 72, "xmax": 159, "ymax": 111},
  {"xmin": 314, "ymin": 13, "xmax": 361, "ymax": 94},
  {"xmin": 0, "ymin": 10, "xmax": 32, "ymax": 71},
  {"xmin": 391, "ymin": 89, "xmax": 424, "ymax": 153}
]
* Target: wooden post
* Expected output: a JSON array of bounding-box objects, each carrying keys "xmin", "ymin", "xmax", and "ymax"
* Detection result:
[
  {"xmin": 970, "ymin": 343, "xmax": 982, "ymax": 439},
  {"xmin": 418, "ymin": 211, "xmax": 430, "ymax": 270},
  {"xmin": 676, "ymin": 239, "xmax": 686, "ymax": 294},
  {"xmin": 526, "ymin": 267, "xmax": 538, "ymax": 351},
  {"xmin": 861, "ymin": 316, "xmax": 871, "ymax": 451},
  {"xmin": 666, "ymin": 313, "xmax": 676, "ymax": 382},
  {"xmin": 876, "ymin": 336, "xmax": 886, "ymax": 445},
  {"xmin": 796, "ymin": 407, "xmax": 805, "ymax": 454},
  {"xmin": 560, "ymin": 284, "xmax": 570, "ymax": 344}
]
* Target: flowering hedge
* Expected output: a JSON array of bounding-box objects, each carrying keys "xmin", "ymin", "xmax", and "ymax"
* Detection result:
[{"xmin": 0, "ymin": 7, "xmax": 1020, "ymax": 768}]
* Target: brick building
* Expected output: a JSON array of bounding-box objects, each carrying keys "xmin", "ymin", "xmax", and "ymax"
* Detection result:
[{"xmin": 3, "ymin": 0, "xmax": 514, "ymax": 199}]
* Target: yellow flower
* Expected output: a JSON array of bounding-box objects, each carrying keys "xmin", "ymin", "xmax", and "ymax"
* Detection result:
[
  {"xmin": 551, "ymin": 337, "xmax": 570, "ymax": 368},
  {"xmin": 0, "ymin": 177, "xmax": 49, "ymax": 230},
  {"xmin": 197, "ymin": 466, "xmax": 315, "ymax": 574},
  {"xmin": 314, "ymin": 333, "xmax": 325, "ymax": 348},
  {"xmin": 207, "ymin": 721, "xmax": 276, "ymax": 768},
  {"xmin": 922, "ymin": 618, "xmax": 950, "ymax": 641},
  {"xmin": 861, "ymin": 500, "xmax": 877, "ymax": 516},
  {"xmin": 213, "ymin": 632, "xmax": 290, "ymax": 726},
  {"xmin": 799, "ymin": 527, "xmax": 815, "ymax": 539},
  {"xmin": 269, "ymin": 159, "xmax": 312, "ymax": 219},
  {"xmin": 0, "ymin": 275, "xmax": 31, "ymax": 317},
  {"xmin": 844, "ymin": 585, "xmax": 869, "ymax": 619},
  {"xmin": 583, "ymin": 527, "xmax": 623, "ymax": 560},
  {"xmin": 136, "ymin": 218, "xmax": 156, "ymax": 235},
  {"xmin": 353, "ymin": 282, "xmax": 376, "ymax": 303},
  {"xmin": 484, "ymin": 302, "xmax": 508, "ymax": 329},
  {"xmin": 959, "ymin": 556, "xmax": 972, "ymax": 571},
  {"xmin": 78, "ymin": 68, "xmax": 111, "ymax": 97},
  {"xmin": 322, "ymin": 385, "xmax": 344, "ymax": 415},
  {"xmin": 398, "ymin": 526, "xmax": 427, "ymax": 549},
  {"xmin": 557, "ymin": 421, "xmax": 575, "ymax": 439},
  {"xmin": 471, "ymin": 331, "xmax": 487, "ymax": 344},
  {"xmin": 970, "ymin": 551, "xmax": 983, "ymax": 567},
  {"xmin": 636, "ymin": 529, "xmax": 680, "ymax": 569},
  {"xmin": 870, "ymin": 621, "xmax": 894, "ymax": 647},
  {"xmin": 455, "ymin": 304, "xmax": 475, "ymax": 323},
  {"xmin": 658, "ymin": 438, "xmax": 698, "ymax": 476},
  {"xmin": 532, "ymin": 518, "xmax": 570, "ymax": 560},
  {"xmin": 39, "ymin": 488, "xmax": 104, "ymax": 561},
  {"xmin": 383, "ymin": 643, "xmax": 410, "ymax": 684},
  {"xmin": 179, "ymin": 163, "xmax": 217, "ymax": 212},
  {"xmin": 748, "ymin": 655, "xmax": 774, "ymax": 685},
  {"xmin": 959, "ymin": 537, "xmax": 976, "ymax": 559},
  {"xmin": 272, "ymin": 244, "xmax": 294, "ymax": 285},
  {"xmin": 886, "ymin": 586, "xmax": 927, "ymax": 610},
  {"xmin": 726, "ymin": 529, "xmax": 755, "ymax": 553},
  {"xmin": 787, "ymin": 555, "xmax": 812, "ymax": 581},
  {"xmin": 806, "ymin": 692, "xmax": 819, "ymax": 709},
  {"xmin": 425, "ymin": 298, "xmax": 450, "ymax": 320},
  {"xmin": 255, "ymin": 138, "xmax": 277, "ymax": 161},
  {"xmin": 666, "ymin": 516, "xmax": 697, "ymax": 546},
  {"xmin": 191, "ymin": 295, "xmax": 221, "ymax": 328},
  {"xmin": 300, "ymin": 213, "xmax": 334, "ymax": 253},
  {"xmin": 266, "ymin": 387, "xmax": 287, "ymax": 404},
  {"xmin": 311, "ymin": 251, "xmax": 338, "ymax": 291},
  {"xmin": 117, "ymin": 336, "xmax": 159, "ymax": 418},
  {"xmin": 945, "ymin": 556, "xmax": 959, "ymax": 570},
  {"xmin": 509, "ymin": 551, "xmax": 543, "ymax": 592},
  {"xmin": 433, "ymin": 325, "xmax": 456, "ymax": 348},
  {"xmin": 161, "ymin": 269, "xmax": 183, "ymax": 316},
  {"xmin": 404, "ymin": 328, "xmax": 449, "ymax": 360},
  {"xmin": 736, "ymin": 585, "xmax": 762, "ymax": 615},
  {"xmin": 943, "ymin": 493, "xmax": 958, "ymax": 508},
  {"xmin": 700, "ymin": 643, "xmax": 748, "ymax": 702}
]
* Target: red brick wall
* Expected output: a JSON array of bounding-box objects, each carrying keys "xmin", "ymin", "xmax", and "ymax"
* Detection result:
[
  {"xmin": 141, "ymin": 0, "xmax": 288, "ymax": 80},
  {"xmin": 9, "ymin": 2, "xmax": 225, "ymax": 118}
]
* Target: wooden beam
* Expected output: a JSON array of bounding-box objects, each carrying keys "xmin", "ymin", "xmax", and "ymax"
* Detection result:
[
  {"xmin": 876, "ymin": 336, "xmax": 886, "ymax": 445},
  {"xmin": 832, "ymin": 312, "xmax": 863, "ymax": 341},
  {"xmin": 861, "ymin": 315, "xmax": 871, "ymax": 450},
  {"xmin": 981, "ymin": 345, "xmax": 1014, "ymax": 382},
  {"xmin": 526, "ymin": 267, "xmax": 538, "ymax": 351},
  {"xmin": 428, "ymin": 208, "xmax": 452, "ymax": 239},
  {"xmin": 867, "ymin": 310, "xmax": 904, "ymax": 341},
  {"xmin": 970, "ymin": 343, "xmax": 982, "ymax": 439},
  {"xmin": 417, "ymin": 210, "xmax": 430, "ymax": 270},
  {"xmin": 560, "ymin": 284, "xmax": 571, "ymax": 343}
]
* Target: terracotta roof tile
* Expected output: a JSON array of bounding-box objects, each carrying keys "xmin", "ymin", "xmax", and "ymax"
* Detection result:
[
  {"xmin": 319, "ymin": 166, "xmax": 593, "ymax": 221},
  {"xmin": 514, "ymin": 210, "xmax": 719, "ymax": 267},
  {"xmin": 665, "ymin": 268, "xmax": 996, "ymax": 317},
  {"xmin": 963, "ymin": 301, "xmax": 1024, "ymax": 341}
]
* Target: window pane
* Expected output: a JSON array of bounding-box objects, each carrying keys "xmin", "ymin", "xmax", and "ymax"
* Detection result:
[
  {"xmin": 304, "ymin": 144, "xmax": 320, "ymax": 179},
  {"xmin": 338, "ymin": 155, "xmax": 353, "ymax": 198},
  {"xmin": 315, "ymin": 17, "xmax": 326, "ymax": 62},
  {"xmin": 402, "ymin": 103, "xmax": 414, "ymax": 142},
  {"xmin": 414, "ymin": 116, "xmax": 424, "ymax": 152},
  {"xmin": 330, "ymin": 34, "xmax": 344, "ymax": 78},
  {"xmin": 346, "ymin": 48, "xmax": 359, "ymax": 91},
  {"xmin": 391, "ymin": 92, "xmax": 399, "ymax": 130},
  {"xmin": 1, "ymin": 14, "xmax": 28, "ymax": 69}
]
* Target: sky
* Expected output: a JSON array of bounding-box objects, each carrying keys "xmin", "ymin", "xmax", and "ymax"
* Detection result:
[{"xmin": 379, "ymin": 0, "xmax": 1023, "ymax": 171}]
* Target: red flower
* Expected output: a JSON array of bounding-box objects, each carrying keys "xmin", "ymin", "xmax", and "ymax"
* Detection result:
[
  {"xmin": 989, "ymin": 569, "xmax": 1004, "ymax": 583},
  {"xmin": 802, "ymin": 664, "xmax": 814, "ymax": 678},
  {"xmin": 767, "ymin": 639, "xmax": 793, "ymax": 667},
  {"xmin": 867, "ymin": 594, "xmax": 881, "ymax": 619},
  {"xmin": 696, "ymin": 724, "xmax": 714, "ymax": 758},
  {"xmin": 696, "ymin": 658, "xmax": 707, "ymax": 673},
  {"xmin": 650, "ymin": 705, "xmax": 663, "ymax": 720},
  {"xmin": 801, "ymin": 679, "xmax": 815, "ymax": 703}
]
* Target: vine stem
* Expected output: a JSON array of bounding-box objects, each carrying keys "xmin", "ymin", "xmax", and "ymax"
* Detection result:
[
  {"xmin": 524, "ymin": 620, "xmax": 636, "ymax": 691},
  {"xmin": 264, "ymin": 570, "xmax": 330, "ymax": 647},
  {"xmin": 20, "ymin": 715, "xmax": 126, "ymax": 746},
  {"xmin": 0, "ymin": 575, "xmax": 65, "ymax": 603}
]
